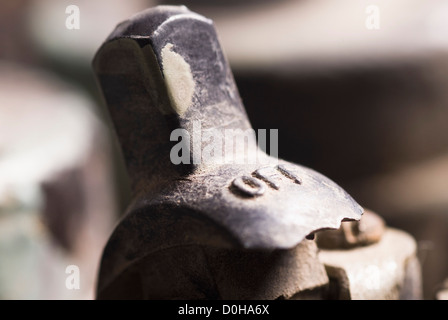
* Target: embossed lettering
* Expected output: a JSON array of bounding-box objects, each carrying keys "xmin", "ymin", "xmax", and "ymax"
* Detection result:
[
  {"xmin": 253, "ymin": 167, "xmax": 280, "ymax": 190},
  {"xmin": 277, "ymin": 164, "xmax": 302, "ymax": 184},
  {"xmin": 232, "ymin": 176, "xmax": 265, "ymax": 197}
]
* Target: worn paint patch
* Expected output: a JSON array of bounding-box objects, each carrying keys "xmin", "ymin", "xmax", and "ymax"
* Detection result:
[{"xmin": 161, "ymin": 43, "xmax": 195, "ymax": 116}]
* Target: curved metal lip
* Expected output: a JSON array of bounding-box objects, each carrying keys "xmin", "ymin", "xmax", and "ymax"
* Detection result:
[
  {"xmin": 105, "ymin": 6, "xmax": 211, "ymax": 43},
  {"xmin": 97, "ymin": 159, "xmax": 363, "ymax": 296},
  {"xmin": 120, "ymin": 157, "xmax": 364, "ymax": 251}
]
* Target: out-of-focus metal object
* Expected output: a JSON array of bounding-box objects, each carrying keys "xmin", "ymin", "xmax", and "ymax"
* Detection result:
[
  {"xmin": 92, "ymin": 6, "xmax": 363, "ymax": 299},
  {"xmin": 316, "ymin": 209, "xmax": 385, "ymax": 249},
  {"xmin": 0, "ymin": 63, "xmax": 115, "ymax": 299},
  {"xmin": 436, "ymin": 279, "xmax": 448, "ymax": 300},
  {"xmin": 317, "ymin": 210, "xmax": 422, "ymax": 299},
  {"xmin": 319, "ymin": 228, "xmax": 422, "ymax": 300}
]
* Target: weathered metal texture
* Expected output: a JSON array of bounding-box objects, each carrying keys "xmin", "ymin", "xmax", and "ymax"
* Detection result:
[
  {"xmin": 196, "ymin": 1, "xmax": 448, "ymax": 298},
  {"xmin": 93, "ymin": 6, "xmax": 363, "ymax": 299},
  {"xmin": 99, "ymin": 239, "xmax": 330, "ymax": 300},
  {"xmin": 316, "ymin": 209, "xmax": 385, "ymax": 249},
  {"xmin": 319, "ymin": 228, "xmax": 422, "ymax": 300}
]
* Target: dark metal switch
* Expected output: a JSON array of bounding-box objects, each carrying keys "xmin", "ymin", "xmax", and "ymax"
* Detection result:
[{"xmin": 93, "ymin": 5, "xmax": 363, "ymax": 299}]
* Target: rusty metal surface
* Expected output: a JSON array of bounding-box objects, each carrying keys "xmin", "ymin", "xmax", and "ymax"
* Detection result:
[
  {"xmin": 93, "ymin": 6, "xmax": 363, "ymax": 298},
  {"xmin": 99, "ymin": 239, "xmax": 330, "ymax": 300},
  {"xmin": 192, "ymin": 1, "xmax": 448, "ymax": 298},
  {"xmin": 319, "ymin": 228, "xmax": 422, "ymax": 300},
  {"xmin": 316, "ymin": 209, "xmax": 385, "ymax": 249}
]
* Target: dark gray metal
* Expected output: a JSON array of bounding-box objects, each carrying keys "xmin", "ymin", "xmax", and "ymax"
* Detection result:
[{"xmin": 93, "ymin": 5, "xmax": 363, "ymax": 299}]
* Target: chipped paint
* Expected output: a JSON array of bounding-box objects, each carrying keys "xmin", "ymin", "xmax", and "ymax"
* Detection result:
[{"xmin": 161, "ymin": 43, "xmax": 195, "ymax": 117}]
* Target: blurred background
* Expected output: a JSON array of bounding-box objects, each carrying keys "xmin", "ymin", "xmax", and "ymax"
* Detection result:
[{"xmin": 1, "ymin": 0, "xmax": 448, "ymax": 299}]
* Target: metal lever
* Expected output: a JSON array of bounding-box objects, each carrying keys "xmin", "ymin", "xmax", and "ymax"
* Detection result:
[{"xmin": 93, "ymin": 5, "xmax": 363, "ymax": 299}]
